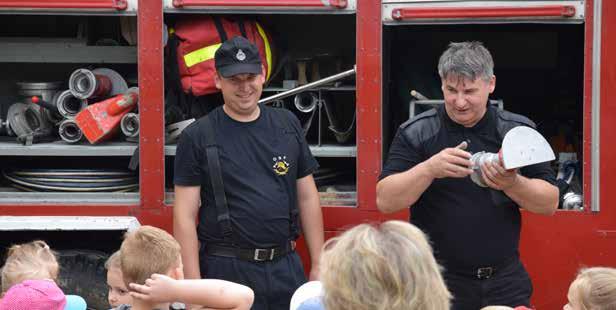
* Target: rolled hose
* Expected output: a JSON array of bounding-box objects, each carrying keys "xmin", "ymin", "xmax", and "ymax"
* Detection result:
[{"xmin": 2, "ymin": 169, "xmax": 138, "ymax": 192}]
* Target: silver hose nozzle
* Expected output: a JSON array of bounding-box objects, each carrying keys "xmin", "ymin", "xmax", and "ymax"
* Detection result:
[
  {"xmin": 69, "ymin": 69, "xmax": 98, "ymax": 99},
  {"xmin": 56, "ymin": 90, "xmax": 88, "ymax": 118},
  {"xmin": 469, "ymin": 151, "xmax": 501, "ymax": 187},
  {"xmin": 58, "ymin": 119, "xmax": 83, "ymax": 144},
  {"xmin": 121, "ymin": 113, "xmax": 140, "ymax": 138},
  {"xmin": 293, "ymin": 92, "xmax": 318, "ymax": 113}
]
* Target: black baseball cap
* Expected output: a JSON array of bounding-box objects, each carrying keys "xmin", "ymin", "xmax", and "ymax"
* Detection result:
[{"xmin": 215, "ymin": 36, "xmax": 263, "ymax": 78}]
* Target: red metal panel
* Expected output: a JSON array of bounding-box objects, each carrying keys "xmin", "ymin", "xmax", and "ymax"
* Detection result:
[
  {"xmin": 356, "ymin": 0, "xmax": 381, "ymax": 211},
  {"xmin": 322, "ymin": 208, "xmax": 407, "ymax": 230},
  {"xmin": 138, "ymin": 0, "xmax": 165, "ymax": 210},
  {"xmin": 0, "ymin": 205, "xmax": 134, "ymax": 216},
  {"xmin": 519, "ymin": 1, "xmax": 616, "ymax": 308},
  {"xmin": 391, "ymin": 5, "xmax": 576, "ymax": 20},
  {"xmin": 173, "ymin": 0, "xmax": 347, "ymax": 8},
  {"xmin": 295, "ymin": 208, "xmax": 406, "ymax": 275},
  {"xmin": 521, "ymin": 211, "xmax": 614, "ymax": 309},
  {"xmin": 135, "ymin": 207, "xmax": 174, "ymax": 232},
  {"xmin": 0, "ymin": 0, "xmax": 127, "ymax": 10},
  {"xmin": 598, "ymin": 0, "xmax": 616, "ymax": 229}
]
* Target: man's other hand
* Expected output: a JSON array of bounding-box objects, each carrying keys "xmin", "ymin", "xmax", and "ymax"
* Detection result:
[
  {"xmin": 426, "ymin": 141, "xmax": 473, "ymax": 179},
  {"xmin": 480, "ymin": 160, "xmax": 519, "ymax": 191}
]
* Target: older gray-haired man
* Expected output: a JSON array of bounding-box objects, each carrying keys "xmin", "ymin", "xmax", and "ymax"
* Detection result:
[{"xmin": 376, "ymin": 41, "xmax": 558, "ymax": 309}]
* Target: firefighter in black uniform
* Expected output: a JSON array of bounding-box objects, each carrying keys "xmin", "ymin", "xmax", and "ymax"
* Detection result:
[
  {"xmin": 173, "ymin": 36, "xmax": 324, "ymax": 310},
  {"xmin": 377, "ymin": 41, "xmax": 558, "ymax": 309}
]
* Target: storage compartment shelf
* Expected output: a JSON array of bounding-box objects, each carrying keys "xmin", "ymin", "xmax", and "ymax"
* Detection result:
[
  {"xmin": 0, "ymin": 139, "xmax": 138, "ymax": 156},
  {"xmin": 0, "ymin": 190, "xmax": 139, "ymax": 204},
  {"xmin": 309, "ymin": 144, "xmax": 356, "ymax": 157},
  {"xmin": 0, "ymin": 40, "xmax": 137, "ymax": 63}
]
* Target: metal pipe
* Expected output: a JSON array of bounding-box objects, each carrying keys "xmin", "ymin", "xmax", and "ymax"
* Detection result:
[
  {"xmin": 469, "ymin": 151, "xmax": 501, "ymax": 187},
  {"xmin": 293, "ymin": 92, "xmax": 318, "ymax": 113},
  {"xmin": 58, "ymin": 119, "xmax": 83, "ymax": 144},
  {"xmin": 259, "ymin": 66, "xmax": 356, "ymax": 105},
  {"xmin": 410, "ymin": 90, "xmax": 428, "ymax": 100}
]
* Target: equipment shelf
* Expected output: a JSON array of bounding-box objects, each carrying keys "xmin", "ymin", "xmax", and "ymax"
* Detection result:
[{"xmin": 0, "ymin": 139, "xmax": 139, "ymax": 156}]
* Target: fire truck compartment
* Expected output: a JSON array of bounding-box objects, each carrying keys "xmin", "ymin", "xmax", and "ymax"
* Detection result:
[{"xmin": 383, "ymin": 22, "xmax": 584, "ymax": 209}]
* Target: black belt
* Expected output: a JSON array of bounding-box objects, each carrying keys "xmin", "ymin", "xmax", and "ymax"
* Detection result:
[
  {"xmin": 449, "ymin": 256, "xmax": 518, "ymax": 280},
  {"xmin": 205, "ymin": 241, "xmax": 296, "ymax": 262}
]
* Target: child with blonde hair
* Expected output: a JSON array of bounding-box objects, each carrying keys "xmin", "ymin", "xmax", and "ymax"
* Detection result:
[
  {"xmin": 565, "ymin": 267, "xmax": 616, "ymax": 310},
  {"xmin": 317, "ymin": 220, "xmax": 451, "ymax": 310},
  {"xmin": 0, "ymin": 240, "xmax": 86, "ymax": 310},
  {"xmin": 120, "ymin": 225, "xmax": 254, "ymax": 310},
  {"xmin": 106, "ymin": 250, "xmax": 132, "ymax": 308},
  {"xmin": 1, "ymin": 240, "xmax": 59, "ymax": 293}
]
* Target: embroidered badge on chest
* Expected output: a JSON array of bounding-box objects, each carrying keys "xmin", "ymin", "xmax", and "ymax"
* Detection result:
[{"xmin": 272, "ymin": 155, "xmax": 290, "ymax": 176}]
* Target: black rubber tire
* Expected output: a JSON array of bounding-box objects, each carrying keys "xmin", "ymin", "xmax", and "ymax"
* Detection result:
[{"xmin": 56, "ymin": 250, "xmax": 109, "ymax": 310}]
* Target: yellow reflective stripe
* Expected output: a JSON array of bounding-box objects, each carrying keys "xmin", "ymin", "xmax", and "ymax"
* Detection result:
[
  {"xmin": 255, "ymin": 22, "xmax": 272, "ymax": 81},
  {"xmin": 183, "ymin": 43, "xmax": 222, "ymax": 68}
]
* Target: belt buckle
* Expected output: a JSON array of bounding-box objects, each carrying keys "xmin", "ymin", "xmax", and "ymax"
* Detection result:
[
  {"xmin": 253, "ymin": 248, "xmax": 275, "ymax": 261},
  {"xmin": 477, "ymin": 267, "xmax": 494, "ymax": 280}
]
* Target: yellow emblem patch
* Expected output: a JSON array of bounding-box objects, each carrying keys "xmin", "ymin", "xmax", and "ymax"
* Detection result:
[{"xmin": 272, "ymin": 156, "xmax": 290, "ymax": 176}]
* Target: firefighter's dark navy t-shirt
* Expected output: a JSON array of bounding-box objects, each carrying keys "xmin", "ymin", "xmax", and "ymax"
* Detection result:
[
  {"xmin": 174, "ymin": 105, "xmax": 318, "ymax": 248},
  {"xmin": 379, "ymin": 105, "xmax": 556, "ymax": 270}
]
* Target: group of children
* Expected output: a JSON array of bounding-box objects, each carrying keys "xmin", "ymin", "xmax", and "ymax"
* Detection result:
[
  {"xmin": 289, "ymin": 221, "xmax": 616, "ymax": 310},
  {"xmin": 0, "ymin": 240, "xmax": 87, "ymax": 309},
  {"xmin": 0, "ymin": 226, "xmax": 254, "ymax": 310},
  {"xmin": 0, "ymin": 222, "xmax": 615, "ymax": 310}
]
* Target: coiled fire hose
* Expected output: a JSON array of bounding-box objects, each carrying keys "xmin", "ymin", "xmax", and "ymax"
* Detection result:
[{"xmin": 2, "ymin": 169, "xmax": 138, "ymax": 192}]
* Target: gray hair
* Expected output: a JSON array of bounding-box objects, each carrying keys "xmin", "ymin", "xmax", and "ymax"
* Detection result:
[{"xmin": 438, "ymin": 41, "xmax": 494, "ymax": 82}]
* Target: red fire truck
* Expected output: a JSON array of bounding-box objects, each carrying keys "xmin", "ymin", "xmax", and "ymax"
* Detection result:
[{"xmin": 0, "ymin": 0, "xmax": 613, "ymax": 309}]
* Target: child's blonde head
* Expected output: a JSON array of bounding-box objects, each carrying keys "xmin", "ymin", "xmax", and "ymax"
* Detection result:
[
  {"xmin": 105, "ymin": 250, "xmax": 121, "ymax": 270},
  {"xmin": 567, "ymin": 267, "xmax": 616, "ymax": 310},
  {"xmin": 120, "ymin": 226, "xmax": 181, "ymax": 288},
  {"xmin": 321, "ymin": 221, "xmax": 451, "ymax": 310},
  {"xmin": 1, "ymin": 240, "xmax": 59, "ymax": 293}
]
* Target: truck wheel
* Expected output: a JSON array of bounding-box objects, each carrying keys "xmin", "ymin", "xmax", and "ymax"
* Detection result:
[{"xmin": 57, "ymin": 250, "xmax": 109, "ymax": 310}]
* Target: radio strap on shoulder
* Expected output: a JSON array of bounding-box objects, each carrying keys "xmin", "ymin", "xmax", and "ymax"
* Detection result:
[
  {"xmin": 274, "ymin": 108, "xmax": 302, "ymax": 240},
  {"xmin": 203, "ymin": 115, "xmax": 234, "ymax": 244}
]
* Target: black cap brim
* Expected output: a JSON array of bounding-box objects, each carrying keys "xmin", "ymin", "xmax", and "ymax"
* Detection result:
[{"xmin": 218, "ymin": 63, "xmax": 262, "ymax": 78}]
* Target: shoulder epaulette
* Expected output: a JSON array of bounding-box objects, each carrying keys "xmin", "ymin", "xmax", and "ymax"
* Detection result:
[
  {"xmin": 496, "ymin": 109, "xmax": 536, "ymax": 128},
  {"xmin": 400, "ymin": 108, "xmax": 437, "ymax": 130}
]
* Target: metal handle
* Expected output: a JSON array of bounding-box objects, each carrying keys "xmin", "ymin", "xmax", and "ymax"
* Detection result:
[
  {"xmin": 259, "ymin": 66, "xmax": 356, "ymax": 105},
  {"xmin": 392, "ymin": 5, "xmax": 575, "ymax": 20},
  {"xmin": 173, "ymin": 0, "xmax": 346, "ymax": 8},
  {"xmin": 0, "ymin": 0, "xmax": 127, "ymax": 10}
]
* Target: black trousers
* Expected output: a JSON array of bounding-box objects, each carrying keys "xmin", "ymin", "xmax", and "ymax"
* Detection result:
[
  {"xmin": 445, "ymin": 258, "xmax": 533, "ymax": 310},
  {"xmin": 200, "ymin": 250, "xmax": 306, "ymax": 310}
]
